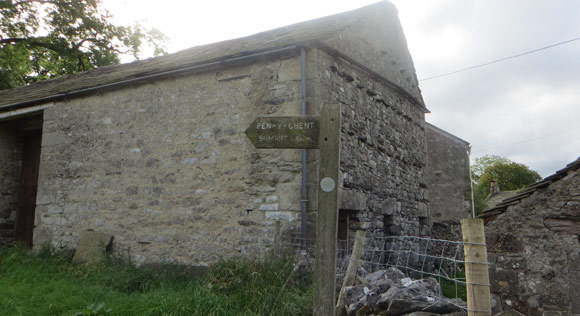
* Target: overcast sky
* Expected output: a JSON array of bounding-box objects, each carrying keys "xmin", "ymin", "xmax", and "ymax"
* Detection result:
[{"xmin": 102, "ymin": 0, "xmax": 580, "ymax": 177}]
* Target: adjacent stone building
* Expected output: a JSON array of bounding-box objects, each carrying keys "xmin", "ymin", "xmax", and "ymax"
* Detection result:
[
  {"xmin": 480, "ymin": 157, "xmax": 580, "ymax": 315},
  {"xmin": 0, "ymin": 2, "xmax": 469, "ymax": 266},
  {"xmin": 424, "ymin": 123, "xmax": 471, "ymax": 240}
]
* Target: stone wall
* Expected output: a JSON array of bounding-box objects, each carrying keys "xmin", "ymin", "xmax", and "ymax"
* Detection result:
[
  {"xmin": 312, "ymin": 49, "xmax": 428, "ymax": 239},
  {"xmin": 32, "ymin": 47, "xmax": 431, "ymax": 265},
  {"xmin": 0, "ymin": 122, "xmax": 22, "ymax": 245},
  {"xmin": 485, "ymin": 169, "xmax": 580, "ymax": 315},
  {"xmin": 425, "ymin": 123, "xmax": 471, "ymax": 223},
  {"xmin": 34, "ymin": 56, "xmax": 307, "ymax": 266}
]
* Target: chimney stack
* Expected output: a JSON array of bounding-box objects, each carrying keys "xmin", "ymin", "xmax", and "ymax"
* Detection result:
[{"xmin": 490, "ymin": 180, "xmax": 500, "ymax": 195}]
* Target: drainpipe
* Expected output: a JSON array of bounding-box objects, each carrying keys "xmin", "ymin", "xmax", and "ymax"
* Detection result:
[
  {"xmin": 300, "ymin": 47, "xmax": 308, "ymax": 250},
  {"xmin": 468, "ymin": 146, "xmax": 476, "ymax": 218}
]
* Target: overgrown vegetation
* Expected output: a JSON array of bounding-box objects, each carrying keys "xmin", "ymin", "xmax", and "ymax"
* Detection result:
[
  {"xmin": 420, "ymin": 271, "xmax": 467, "ymax": 301},
  {"xmin": 471, "ymin": 155, "xmax": 542, "ymax": 214},
  {"xmin": 439, "ymin": 273, "xmax": 467, "ymax": 301},
  {"xmin": 0, "ymin": 245, "xmax": 312, "ymax": 316},
  {"xmin": 0, "ymin": 0, "xmax": 167, "ymax": 89}
]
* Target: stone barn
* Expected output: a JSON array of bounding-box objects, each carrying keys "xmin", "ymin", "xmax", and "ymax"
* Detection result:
[
  {"xmin": 425, "ymin": 123, "xmax": 472, "ymax": 240},
  {"xmin": 480, "ymin": 157, "xmax": 580, "ymax": 315},
  {"xmin": 0, "ymin": 2, "xmax": 469, "ymax": 266}
]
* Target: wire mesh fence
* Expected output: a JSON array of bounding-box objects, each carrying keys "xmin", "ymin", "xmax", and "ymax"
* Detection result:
[{"xmin": 276, "ymin": 232, "xmax": 471, "ymax": 315}]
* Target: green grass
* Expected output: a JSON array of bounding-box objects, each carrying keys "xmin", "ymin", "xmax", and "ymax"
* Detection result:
[
  {"xmin": 0, "ymin": 245, "xmax": 312, "ymax": 316},
  {"xmin": 439, "ymin": 272, "xmax": 467, "ymax": 301}
]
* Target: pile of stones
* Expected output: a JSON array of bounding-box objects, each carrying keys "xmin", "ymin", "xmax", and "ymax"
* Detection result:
[{"xmin": 338, "ymin": 267, "xmax": 466, "ymax": 316}]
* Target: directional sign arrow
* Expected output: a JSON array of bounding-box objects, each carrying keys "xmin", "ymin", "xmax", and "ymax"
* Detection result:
[{"xmin": 245, "ymin": 116, "xmax": 320, "ymax": 149}]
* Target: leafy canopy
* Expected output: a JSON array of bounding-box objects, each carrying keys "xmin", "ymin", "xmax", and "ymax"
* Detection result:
[
  {"xmin": 470, "ymin": 155, "xmax": 511, "ymax": 183},
  {"xmin": 471, "ymin": 155, "xmax": 542, "ymax": 214},
  {"xmin": 0, "ymin": 0, "xmax": 167, "ymax": 90}
]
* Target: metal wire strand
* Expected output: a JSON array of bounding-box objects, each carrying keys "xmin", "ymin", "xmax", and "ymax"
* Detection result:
[{"xmin": 276, "ymin": 234, "xmax": 492, "ymax": 315}]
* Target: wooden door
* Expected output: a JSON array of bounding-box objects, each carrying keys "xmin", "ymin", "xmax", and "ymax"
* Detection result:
[{"xmin": 13, "ymin": 130, "xmax": 42, "ymax": 248}]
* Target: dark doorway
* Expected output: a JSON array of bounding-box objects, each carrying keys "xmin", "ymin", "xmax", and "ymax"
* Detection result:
[
  {"xmin": 337, "ymin": 210, "xmax": 350, "ymax": 241},
  {"xmin": 337, "ymin": 209, "xmax": 351, "ymax": 258},
  {"xmin": 12, "ymin": 116, "xmax": 43, "ymax": 248}
]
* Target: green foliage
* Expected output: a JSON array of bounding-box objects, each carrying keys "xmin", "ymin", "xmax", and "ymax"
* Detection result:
[
  {"xmin": 206, "ymin": 255, "xmax": 312, "ymax": 315},
  {"xmin": 472, "ymin": 192, "xmax": 488, "ymax": 216},
  {"xmin": 471, "ymin": 155, "xmax": 542, "ymax": 214},
  {"xmin": 73, "ymin": 303, "xmax": 112, "ymax": 316},
  {"xmin": 0, "ymin": 0, "xmax": 168, "ymax": 89},
  {"xmin": 0, "ymin": 245, "xmax": 312, "ymax": 316},
  {"xmin": 477, "ymin": 162, "xmax": 541, "ymax": 192},
  {"xmin": 470, "ymin": 155, "xmax": 511, "ymax": 183},
  {"xmin": 439, "ymin": 273, "xmax": 467, "ymax": 301}
]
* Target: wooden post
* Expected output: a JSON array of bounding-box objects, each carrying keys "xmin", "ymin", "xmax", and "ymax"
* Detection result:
[
  {"xmin": 313, "ymin": 104, "xmax": 341, "ymax": 316},
  {"xmin": 336, "ymin": 230, "xmax": 366, "ymax": 316},
  {"xmin": 461, "ymin": 218, "xmax": 492, "ymax": 316}
]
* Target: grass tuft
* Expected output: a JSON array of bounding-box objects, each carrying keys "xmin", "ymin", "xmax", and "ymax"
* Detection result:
[
  {"xmin": 439, "ymin": 272, "xmax": 467, "ymax": 301},
  {"xmin": 0, "ymin": 245, "xmax": 312, "ymax": 316}
]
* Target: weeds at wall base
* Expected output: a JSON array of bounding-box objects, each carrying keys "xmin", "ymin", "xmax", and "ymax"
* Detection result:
[{"xmin": 0, "ymin": 245, "xmax": 313, "ymax": 316}]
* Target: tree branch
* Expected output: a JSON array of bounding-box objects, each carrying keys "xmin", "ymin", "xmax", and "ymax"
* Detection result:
[
  {"xmin": 13, "ymin": 0, "xmax": 74, "ymax": 6},
  {"xmin": 73, "ymin": 37, "xmax": 100, "ymax": 49},
  {"xmin": 0, "ymin": 37, "xmax": 62, "ymax": 51}
]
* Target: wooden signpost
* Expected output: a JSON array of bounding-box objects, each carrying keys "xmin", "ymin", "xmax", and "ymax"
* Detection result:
[
  {"xmin": 245, "ymin": 104, "xmax": 341, "ymax": 316},
  {"xmin": 313, "ymin": 104, "xmax": 340, "ymax": 316},
  {"xmin": 245, "ymin": 116, "xmax": 320, "ymax": 149}
]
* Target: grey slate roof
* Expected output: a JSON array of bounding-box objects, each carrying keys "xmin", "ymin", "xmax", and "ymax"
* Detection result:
[
  {"xmin": 478, "ymin": 156, "xmax": 580, "ymax": 219},
  {"xmin": 425, "ymin": 122, "xmax": 470, "ymax": 146},
  {"xmin": 483, "ymin": 191, "xmax": 517, "ymax": 210},
  {"xmin": 0, "ymin": 1, "xmax": 425, "ymax": 113}
]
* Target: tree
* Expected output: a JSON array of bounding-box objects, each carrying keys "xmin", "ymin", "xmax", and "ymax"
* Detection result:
[
  {"xmin": 470, "ymin": 155, "xmax": 511, "ymax": 183},
  {"xmin": 471, "ymin": 155, "xmax": 542, "ymax": 214},
  {"xmin": 0, "ymin": 0, "xmax": 167, "ymax": 90}
]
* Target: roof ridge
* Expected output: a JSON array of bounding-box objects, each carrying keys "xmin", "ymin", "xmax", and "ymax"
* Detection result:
[
  {"xmin": 0, "ymin": 1, "xmax": 423, "ymax": 112},
  {"xmin": 479, "ymin": 155, "xmax": 580, "ymax": 219}
]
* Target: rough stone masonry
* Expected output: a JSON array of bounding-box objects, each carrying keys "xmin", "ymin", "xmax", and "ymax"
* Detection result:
[
  {"xmin": 0, "ymin": 2, "xmax": 469, "ymax": 267},
  {"xmin": 482, "ymin": 158, "xmax": 580, "ymax": 315},
  {"xmin": 0, "ymin": 122, "xmax": 23, "ymax": 244},
  {"xmin": 34, "ymin": 59, "xmax": 305, "ymax": 265}
]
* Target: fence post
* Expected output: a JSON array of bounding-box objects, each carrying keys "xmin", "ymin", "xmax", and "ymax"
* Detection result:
[
  {"xmin": 336, "ymin": 230, "xmax": 366, "ymax": 316},
  {"xmin": 313, "ymin": 104, "xmax": 341, "ymax": 316},
  {"xmin": 461, "ymin": 218, "xmax": 492, "ymax": 316}
]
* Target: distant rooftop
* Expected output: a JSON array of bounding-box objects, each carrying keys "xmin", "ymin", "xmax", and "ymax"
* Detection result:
[
  {"xmin": 483, "ymin": 191, "xmax": 518, "ymax": 210},
  {"xmin": 426, "ymin": 122, "xmax": 470, "ymax": 146},
  {"xmin": 479, "ymin": 156, "xmax": 580, "ymax": 219}
]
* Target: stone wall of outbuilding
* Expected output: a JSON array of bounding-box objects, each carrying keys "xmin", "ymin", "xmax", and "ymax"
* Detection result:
[
  {"xmin": 32, "ymin": 47, "xmax": 431, "ymax": 266},
  {"xmin": 0, "ymin": 123, "xmax": 22, "ymax": 244},
  {"xmin": 485, "ymin": 170, "xmax": 580, "ymax": 315},
  {"xmin": 313, "ymin": 49, "xmax": 428, "ymax": 239},
  {"xmin": 33, "ymin": 56, "xmax": 307, "ymax": 266},
  {"xmin": 425, "ymin": 123, "xmax": 471, "ymax": 223}
]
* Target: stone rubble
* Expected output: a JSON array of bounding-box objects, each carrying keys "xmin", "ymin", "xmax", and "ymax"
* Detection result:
[{"xmin": 339, "ymin": 267, "xmax": 466, "ymax": 316}]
